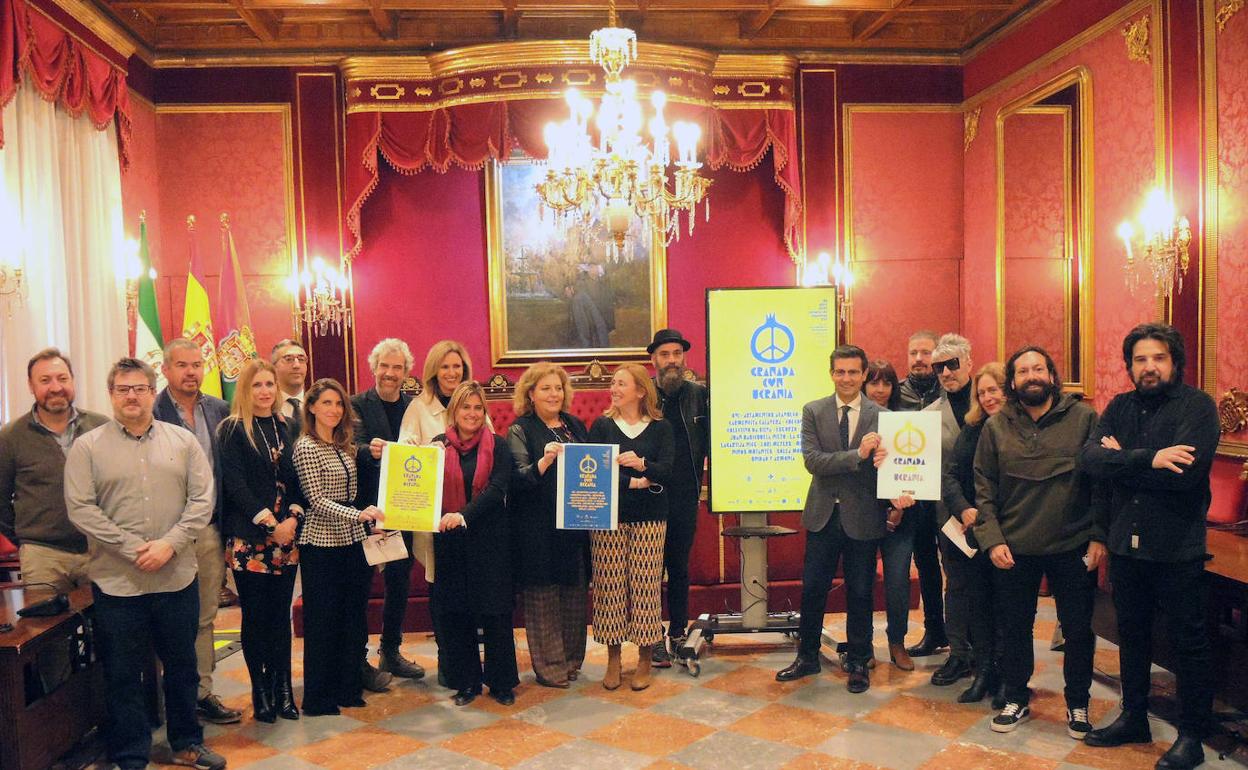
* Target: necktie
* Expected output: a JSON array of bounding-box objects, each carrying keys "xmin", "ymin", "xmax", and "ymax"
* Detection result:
[
  {"xmin": 839, "ymin": 404, "xmax": 851, "ymax": 449},
  {"xmin": 287, "ymin": 397, "xmax": 300, "ymax": 417}
]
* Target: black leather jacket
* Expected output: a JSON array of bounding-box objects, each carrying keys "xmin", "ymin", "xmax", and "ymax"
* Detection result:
[
  {"xmin": 897, "ymin": 374, "xmax": 941, "ymax": 411},
  {"xmin": 655, "ymin": 377, "xmax": 709, "ymax": 488}
]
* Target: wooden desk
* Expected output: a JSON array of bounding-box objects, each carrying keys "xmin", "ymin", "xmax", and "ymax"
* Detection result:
[{"xmin": 0, "ymin": 584, "xmax": 105, "ymax": 770}]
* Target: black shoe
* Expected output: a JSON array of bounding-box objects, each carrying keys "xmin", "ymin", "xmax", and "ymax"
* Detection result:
[
  {"xmin": 957, "ymin": 670, "xmax": 997, "ymax": 703},
  {"xmin": 905, "ymin": 631, "xmax": 949, "ymax": 658},
  {"xmin": 250, "ymin": 681, "xmax": 276, "ymax": 724},
  {"xmin": 992, "ymin": 682, "xmax": 1008, "ymax": 710},
  {"xmin": 930, "ymin": 656, "xmax": 973, "ymax": 686},
  {"xmin": 361, "ymin": 659, "xmax": 393, "ymax": 693},
  {"xmin": 776, "ymin": 655, "xmax": 821, "ymax": 682},
  {"xmin": 169, "ymin": 743, "xmax": 226, "ymax": 770},
  {"xmin": 302, "ymin": 702, "xmax": 340, "ymax": 717},
  {"xmin": 491, "ymin": 688, "xmax": 516, "ymax": 706},
  {"xmin": 379, "ymin": 648, "xmax": 426, "ymax": 679},
  {"xmin": 1067, "ymin": 707, "xmax": 1093, "ymax": 740},
  {"xmin": 652, "ymin": 640, "xmax": 673, "ymax": 669},
  {"xmin": 1085, "ymin": 710, "xmax": 1152, "ymax": 747},
  {"xmin": 196, "ymin": 694, "xmax": 243, "ymax": 725},
  {"xmin": 846, "ymin": 662, "xmax": 870, "ymax": 694},
  {"xmin": 338, "ymin": 696, "xmax": 367, "ymax": 708},
  {"xmin": 275, "ymin": 667, "xmax": 300, "ymax": 721},
  {"xmin": 452, "ymin": 687, "xmax": 480, "ymax": 706},
  {"xmin": 990, "ymin": 701, "xmax": 1031, "ymax": 733},
  {"xmin": 535, "ymin": 674, "xmax": 570, "ymax": 689},
  {"xmin": 1156, "ymin": 733, "xmax": 1205, "ymax": 769}
]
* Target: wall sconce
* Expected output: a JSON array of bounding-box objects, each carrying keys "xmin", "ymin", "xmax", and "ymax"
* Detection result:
[
  {"xmin": 1118, "ymin": 188, "xmax": 1191, "ymax": 299},
  {"xmin": 801, "ymin": 250, "xmax": 854, "ymax": 321},
  {"xmin": 288, "ymin": 256, "xmax": 352, "ymax": 337}
]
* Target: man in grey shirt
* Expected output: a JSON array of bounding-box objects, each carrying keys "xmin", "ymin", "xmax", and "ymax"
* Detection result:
[{"xmin": 65, "ymin": 358, "xmax": 226, "ymax": 770}]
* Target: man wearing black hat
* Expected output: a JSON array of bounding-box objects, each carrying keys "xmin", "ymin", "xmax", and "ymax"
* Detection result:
[{"xmin": 647, "ymin": 329, "xmax": 710, "ymax": 668}]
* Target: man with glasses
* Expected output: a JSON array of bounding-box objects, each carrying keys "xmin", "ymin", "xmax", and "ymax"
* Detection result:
[
  {"xmin": 272, "ymin": 339, "xmax": 309, "ymax": 435},
  {"xmin": 0, "ymin": 348, "xmax": 107, "ymax": 592},
  {"xmin": 65, "ymin": 358, "xmax": 227, "ymax": 770},
  {"xmin": 154, "ymin": 338, "xmax": 240, "ymax": 726}
]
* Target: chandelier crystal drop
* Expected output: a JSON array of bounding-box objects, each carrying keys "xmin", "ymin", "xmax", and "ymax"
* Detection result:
[
  {"xmin": 1118, "ymin": 188, "xmax": 1192, "ymax": 299},
  {"xmin": 536, "ymin": 0, "xmax": 711, "ymax": 255}
]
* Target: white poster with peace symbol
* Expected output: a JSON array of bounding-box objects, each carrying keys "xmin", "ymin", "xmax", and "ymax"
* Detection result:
[{"xmin": 876, "ymin": 411, "xmax": 942, "ymax": 500}]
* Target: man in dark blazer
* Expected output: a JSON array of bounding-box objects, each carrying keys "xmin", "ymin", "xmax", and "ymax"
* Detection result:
[
  {"xmin": 153, "ymin": 338, "xmax": 240, "ymax": 725},
  {"xmin": 777, "ymin": 344, "xmax": 888, "ymax": 693},
  {"xmin": 351, "ymin": 338, "xmax": 423, "ymax": 688}
]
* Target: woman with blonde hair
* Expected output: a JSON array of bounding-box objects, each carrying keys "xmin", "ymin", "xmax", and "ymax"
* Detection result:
[
  {"xmin": 218, "ymin": 359, "xmax": 304, "ymax": 722},
  {"xmin": 586, "ymin": 363, "xmax": 674, "ymax": 691},
  {"xmin": 292, "ymin": 378, "xmax": 385, "ymax": 715},
  {"xmin": 505, "ymin": 362, "xmax": 590, "ymax": 688}
]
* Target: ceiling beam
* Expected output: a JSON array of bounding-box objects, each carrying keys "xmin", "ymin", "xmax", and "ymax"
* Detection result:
[
  {"xmin": 740, "ymin": 0, "xmax": 780, "ymax": 38},
  {"xmin": 368, "ymin": 0, "xmax": 397, "ymax": 37},
  {"xmin": 227, "ymin": 0, "xmax": 279, "ymax": 41},
  {"xmin": 852, "ymin": 0, "xmax": 918, "ymax": 41}
]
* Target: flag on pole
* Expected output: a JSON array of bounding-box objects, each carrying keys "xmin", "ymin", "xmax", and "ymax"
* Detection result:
[
  {"xmin": 181, "ymin": 215, "xmax": 222, "ymax": 398},
  {"xmin": 215, "ymin": 213, "xmax": 257, "ymax": 402},
  {"xmin": 134, "ymin": 213, "xmax": 168, "ymax": 391}
]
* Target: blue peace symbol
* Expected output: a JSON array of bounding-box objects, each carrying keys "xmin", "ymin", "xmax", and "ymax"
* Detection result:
[
  {"xmin": 750, "ymin": 314, "xmax": 796, "ymax": 364},
  {"xmin": 403, "ymin": 455, "xmax": 423, "ymax": 474}
]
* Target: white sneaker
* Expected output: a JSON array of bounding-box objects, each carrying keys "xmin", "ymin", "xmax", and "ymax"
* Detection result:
[
  {"xmin": 1067, "ymin": 707, "xmax": 1092, "ymax": 739},
  {"xmin": 991, "ymin": 701, "xmax": 1031, "ymax": 733}
]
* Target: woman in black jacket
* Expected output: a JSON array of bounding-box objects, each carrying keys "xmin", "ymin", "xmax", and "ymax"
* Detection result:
[
  {"xmin": 218, "ymin": 359, "xmax": 304, "ymax": 723},
  {"xmin": 505, "ymin": 362, "xmax": 590, "ymax": 689},
  {"xmin": 940, "ymin": 361, "xmax": 1006, "ymax": 706},
  {"xmin": 432, "ymin": 381, "xmax": 517, "ymax": 706},
  {"xmin": 587, "ymin": 363, "xmax": 674, "ymax": 692}
]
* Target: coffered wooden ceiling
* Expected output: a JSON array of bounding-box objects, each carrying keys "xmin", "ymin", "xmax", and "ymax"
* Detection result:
[{"xmin": 85, "ymin": 0, "xmax": 1046, "ymax": 62}]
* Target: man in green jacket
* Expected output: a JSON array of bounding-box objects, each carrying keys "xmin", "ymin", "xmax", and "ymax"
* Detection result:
[
  {"xmin": 0, "ymin": 348, "xmax": 107, "ymax": 592},
  {"xmin": 973, "ymin": 346, "xmax": 1107, "ymax": 739}
]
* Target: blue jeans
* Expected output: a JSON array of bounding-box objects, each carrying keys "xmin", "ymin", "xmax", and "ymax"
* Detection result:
[
  {"xmin": 92, "ymin": 579, "xmax": 202, "ymax": 767},
  {"xmin": 878, "ymin": 520, "xmax": 915, "ymax": 645}
]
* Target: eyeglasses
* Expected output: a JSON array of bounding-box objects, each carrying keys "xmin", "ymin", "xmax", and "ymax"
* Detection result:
[
  {"xmin": 111, "ymin": 384, "xmax": 153, "ymax": 395},
  {"xmin": 280, "ymin": 354, "xmax": 308, "ymax": 365},
  {"xmin": 932, "ymin": 358, "xmax": 961, "ymax": 374}
]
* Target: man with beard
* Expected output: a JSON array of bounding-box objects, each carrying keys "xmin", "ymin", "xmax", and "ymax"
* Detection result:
[
  {"xmin": 153, "ymin": 338, "xmax": 242, "ymax": 725},
  {"xmin": 1079, "ymin": 324, "xmax": 1218, "ymax": 770},
  {"xmin": 352, "ymin": 338, "xmax": 423, "ymax": 687},
  {"xmin": 647, "ymin": 329, "xmax": 709, "ymax": 667},
  {"xmin": 0, "ymin": 349, "xmax": 107, "ymax": 591},
  {"xmin": 272, "ymin": 339, "xmax": 309, "ymax": 437},
  {"xmin": 899, "ymin": 330, "xmax": 949, "ymax": 659},
  {"xmin": 973, "ymin": 346, "xmax": 1106, "ymax": 739}
]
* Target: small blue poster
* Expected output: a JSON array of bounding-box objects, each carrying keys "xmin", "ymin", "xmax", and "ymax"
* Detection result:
[{"xmin": 556, "ymin": 443, "xmax": 619, "ymax": 530}]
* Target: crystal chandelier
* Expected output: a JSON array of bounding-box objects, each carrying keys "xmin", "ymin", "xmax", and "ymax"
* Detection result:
[
  {"xmin": 1117, "ymin": 188, "xmax": 1192, "ymax": 298},
  {"xmin": 536, "ymin": 0, "xmax": 711, "ymax": 254},
  {"xmin": 289, "ymin": 257, "xmax": 353, "ymax": 337}
]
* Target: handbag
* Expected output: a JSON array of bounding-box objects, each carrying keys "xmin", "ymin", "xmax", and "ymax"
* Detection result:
[{"xmin": 362, "ymin": 529, "xmax": 409, "ymax": 566}]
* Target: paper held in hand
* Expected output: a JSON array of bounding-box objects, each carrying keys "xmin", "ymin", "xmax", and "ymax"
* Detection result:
[
  {"xmin": 377, "ymin": 442, "xmax": 444, "ymax": 532},
  {"xmin": 876, "ymin": 411, "xmax": 942, "ymax": 501},
  {"xmin": 556, "ymin": 443, "xmax": 619, "ymax": 530},
  {"xmin": 940, "ymin": 516, "xmax": 978, "ymax": 558}
]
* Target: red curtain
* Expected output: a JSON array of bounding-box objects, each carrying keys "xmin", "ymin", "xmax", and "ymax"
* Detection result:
[
  {"xmin": 1, "ymin": 0, "xmax": 132, "ymax": 168},
  {"xmin": 345, "ymin": 99, "xmax": 801, "ymax": 261}
]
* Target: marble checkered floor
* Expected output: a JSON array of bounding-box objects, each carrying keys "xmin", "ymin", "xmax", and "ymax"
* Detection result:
[{"xmin": 111, "ymin": 599, "xmax": 1244, "ymax": 770}]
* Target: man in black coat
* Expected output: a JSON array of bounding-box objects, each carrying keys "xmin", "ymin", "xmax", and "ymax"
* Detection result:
[
  {"xmin": 351, "ymin": 338, "xmax": 423, "ymax": 688},
  {"xmin": 153, "ymin": 338, "xmax": 240, "ymax": 725},
  {"xmin": 1079, "ymin": 324, "xmax": 1219, "ymax": 770}
]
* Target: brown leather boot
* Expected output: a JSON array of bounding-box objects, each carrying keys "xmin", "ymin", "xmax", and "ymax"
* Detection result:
[
  {"xmin": 889, "ymin": 642, "xmax": 915, "ymax": 671},
  {"xmin": 632, "ymin": 646, "xmax": 653, "ymax": 691},
  {"xmin": 603, "ymin": 644, "xmax": 622, "ymax": 690}
]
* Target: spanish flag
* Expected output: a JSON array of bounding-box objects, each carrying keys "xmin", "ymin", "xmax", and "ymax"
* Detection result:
[
  {"xmin": 215, "ymin": 214, "xmax": 257, "ymax": 402},
  {"xmin": 181, "ymin": 215, "xmax": 222, "ymax": 398}
]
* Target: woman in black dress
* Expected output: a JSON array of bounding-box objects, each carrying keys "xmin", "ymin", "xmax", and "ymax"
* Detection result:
[
  {"xmin": 432, "ymin": 380, "xmax": 517, "ymax": 706},
  {"xmin": 218, "ymin": 359, "xmax": 303, "ymax": 722}
]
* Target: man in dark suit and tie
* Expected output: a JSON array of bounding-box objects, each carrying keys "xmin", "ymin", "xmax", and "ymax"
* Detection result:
[
  {"xmin": 351, "ymin": 338, "xmax": 425, "ymax": 688},
  {"xmin": 153, "ymin": 337, "xmax": 241, "ymax": 725},
  {"xmin": 272, "ymin": 338, "xmax": 308, "ymax": 439},
  {"xmin": 777, "ymin": 344, "xmax": 888, "ymax": 693}
]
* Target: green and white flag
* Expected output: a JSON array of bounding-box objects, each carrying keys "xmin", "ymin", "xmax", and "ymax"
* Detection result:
[{"xmin": 135, "ymin": 216, "xmax": 167, "ymax": 390}]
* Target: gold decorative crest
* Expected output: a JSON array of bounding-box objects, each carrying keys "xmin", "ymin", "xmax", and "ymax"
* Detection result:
[
  {"xmin": 1220, "ymin": 388, "xmax": 1248, "ymax": 434},
  {"xmin": 963, "ymin": 107, "xmax": 980, "ymax": 152},
  {"xmin": 1123, "ymin": 15, "xmax": 1150, "ymax": 63},
  {"xmin": 1217, "ymin": 0, "xmax": 1245, "ymax": 31}
]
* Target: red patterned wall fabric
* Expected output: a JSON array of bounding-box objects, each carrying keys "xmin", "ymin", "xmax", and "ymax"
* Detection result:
[
  {"xmin": 962, "ymin": 8, "xmax": 1157, "ymax": 410},
  {"xmin": 846, "ymin": 109, "xmax": 964, "ymax": 370},
  {"xmin": 1216, "ymin": 9, "xmax": 1248, "ymax": 448},
  {"xmin": 0, "ymin": 0, "xmax": 131, "ymax": 167},
  {"xmin": 345, "ymin": 102, "xmax": 801, "ymax": 265},
  {"xmin": 1002, "ymin": 111, "xmax": 1068, "ymax": 369}
]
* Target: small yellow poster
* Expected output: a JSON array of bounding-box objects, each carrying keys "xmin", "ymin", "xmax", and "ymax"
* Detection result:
[{"xmin": 377, "ymin": 443, "xmax": 444, "ymax": 532}]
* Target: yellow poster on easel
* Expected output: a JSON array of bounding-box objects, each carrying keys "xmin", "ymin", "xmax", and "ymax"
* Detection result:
[{"xmin": 377, "ymin": 443, "xmax": 444, "ymax": 532}]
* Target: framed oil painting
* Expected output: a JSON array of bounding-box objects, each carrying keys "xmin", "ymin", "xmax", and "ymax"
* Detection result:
[{"xmin": 485, "ymin": 158, "xmax": 667, "ymax": 365}]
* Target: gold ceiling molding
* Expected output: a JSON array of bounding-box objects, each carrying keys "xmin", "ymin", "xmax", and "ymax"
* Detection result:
[
  {"xmin": 963, "ymin": 107, "xmax": 981, "ymax": 152},
  {"xmin": 795, "ymin": 51, "xmax": 960, "ymax": 66},
  {"xmin": 49, "ymin": 0, "xmax": 143, "ymax": 61},
  {"xmin": 1217, "ymin": 0, "xmax": 1245, "ymax": 31},
  {"xmin": 341, "ymin": 44, "xmax": 793, "ymax": 82},
  {"xmin": 1123, "ymin": 15, "xmax": 1151, "ymax": 62}
]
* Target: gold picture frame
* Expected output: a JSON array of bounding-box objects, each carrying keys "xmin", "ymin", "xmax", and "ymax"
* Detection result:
[{"xmin": 485, "ymin": 158, "xmax": 668, "ymax": 366}]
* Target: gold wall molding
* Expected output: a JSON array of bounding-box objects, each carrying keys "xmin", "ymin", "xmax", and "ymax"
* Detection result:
[
  {"xmin": 1217, "ymin": 0, "xmax": 1245, "ymax": 31},
  {"xmin": 1123, "ymin": 15, "xmax": 1151, "ymax": 63},
  {"xmin": 964, "ymin": 107, "xmax": 981, "ymax": 152},
  {"xmin": 49, "ymin": 0, "xmax": 143, "ymax": 62}
]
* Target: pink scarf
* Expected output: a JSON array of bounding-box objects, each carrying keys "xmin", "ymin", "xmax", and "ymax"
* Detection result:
[{"xmin": 442, "ymin": 425, "xmax": 494, "ymax": 514}]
